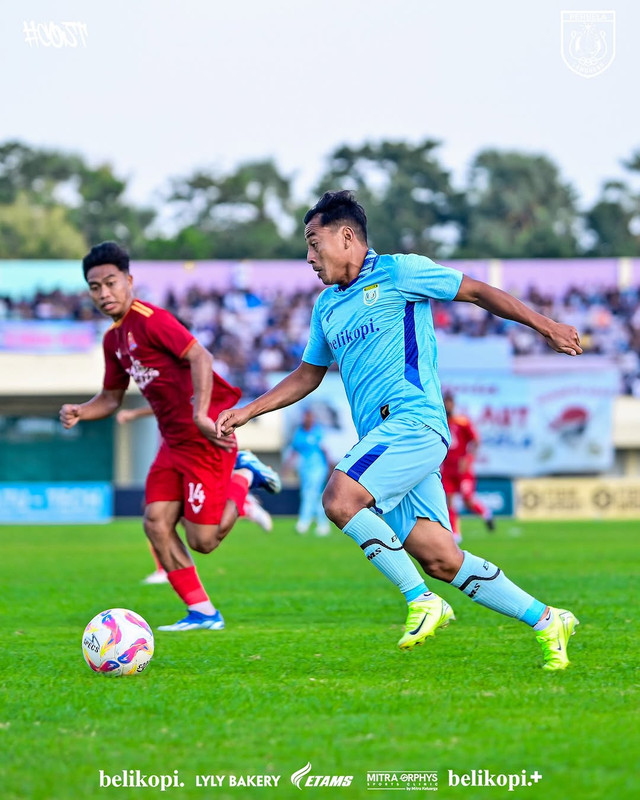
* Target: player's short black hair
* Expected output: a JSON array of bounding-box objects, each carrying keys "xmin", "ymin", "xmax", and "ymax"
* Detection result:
[
  {"xmin": 303, "ymin": 190, "xmax": 368, "ymax": 243},
  {"xmin": 82, "ymin": 241, "xmax": 130, "ymax": 281}
]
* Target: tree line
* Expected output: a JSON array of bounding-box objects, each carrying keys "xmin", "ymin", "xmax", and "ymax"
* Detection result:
[{"xmin": 0, "ymin": 139, "xmax": 638, "ymax": 260}]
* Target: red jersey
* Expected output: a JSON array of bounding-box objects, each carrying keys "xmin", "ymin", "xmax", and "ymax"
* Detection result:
[
  {"xmin": 102, "ymin": 299, "xmax": 241, "ymax": 446},
  {"xmin": 444, "ymin": 414, "xmax": 479, "ymax": 472}
]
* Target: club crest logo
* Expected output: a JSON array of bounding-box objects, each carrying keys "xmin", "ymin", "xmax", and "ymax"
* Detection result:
[
  {"xmin": 363, "ymin": 283, "xmax": 379, "ymax": 305},
  {"xmin": 561, "ymin": 10, "xmax": 615, "ymax": 78},
  {"xmin": 127, "ymin": 331, "xmax": 138, "ymax": 351}
]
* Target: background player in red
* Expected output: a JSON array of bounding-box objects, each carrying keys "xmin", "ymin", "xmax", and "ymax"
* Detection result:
[
  {"xmin": 59, "ymin": 242, "xmax": 280, "ymax": 631},
  {"xmin": 116, "ymin": 404, "xmax": 274, "ymax": 585},
  {"xmin": 441, "ymin": 390, "xmax": 494, "ymax": 543}
]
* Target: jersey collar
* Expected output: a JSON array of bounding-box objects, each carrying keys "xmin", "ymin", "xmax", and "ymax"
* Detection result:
[{"xmin": 335, "ymin": 249, "xmax": 378, "ymax": 292}]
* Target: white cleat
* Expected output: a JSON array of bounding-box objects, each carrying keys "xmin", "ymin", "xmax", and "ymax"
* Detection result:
[
  {"xmin": 142, "ymin": 569, "xmax": 168, "ymax": 585},
  {"xmin": 243, "ymin": 493, "xmax": 273, "ymax": 532}
]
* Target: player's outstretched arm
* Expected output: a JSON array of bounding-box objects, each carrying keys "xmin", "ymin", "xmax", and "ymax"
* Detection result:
[
  {"xmin": 182, "ymin": 342, "xmax": 235, "ymax": 450},
  {"xmin": 116, "ymin": 406, "xmax": 154, "ymax": 425},
  {"xmin": 454, "ymin": 275, "xmax": 583, "ymax": 356},
  {"xmin": 215, "ymin": 362, "xmax": 328, "ymax": 437},
  {"xmin": 184, "ymin": 342, "xmax": 214, "ymax": 426},
  {"xmin": 59, "ymin": 388, "xmax": 126, "ymax": 429}
]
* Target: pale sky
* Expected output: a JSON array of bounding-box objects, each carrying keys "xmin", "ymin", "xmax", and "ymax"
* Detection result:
[{"xmin": 1, "ymin": 1, "xmax": 637, "ymax": 212}]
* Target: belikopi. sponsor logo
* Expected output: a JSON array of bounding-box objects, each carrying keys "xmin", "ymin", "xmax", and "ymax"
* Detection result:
[{"xmin": 328, "ymin": 318, "xmax": 380, "ymax": 353}]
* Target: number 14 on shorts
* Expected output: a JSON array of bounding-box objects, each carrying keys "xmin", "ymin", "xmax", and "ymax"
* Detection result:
[{"xmin": 188, "ymin": 482, "xmax": 205, "ymax": 514}]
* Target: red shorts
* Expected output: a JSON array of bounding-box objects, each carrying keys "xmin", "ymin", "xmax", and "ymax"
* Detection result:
[
  {"xmin": 146, "ymin": 438, "xmax": 237, "ymax": 524},
  {"xmin": 441, "ymin": 470, "xmax": 476, "ymax": 498}
]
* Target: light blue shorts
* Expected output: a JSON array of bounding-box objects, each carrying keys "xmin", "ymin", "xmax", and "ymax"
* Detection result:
[{"xmin": 335, "ymin": 414, "xmax": 451, "ymax": 542}]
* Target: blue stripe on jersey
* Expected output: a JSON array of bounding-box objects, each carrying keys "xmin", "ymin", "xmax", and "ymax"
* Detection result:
[
  {"xmin": 403, "ymin": 302, "xmax": 424, "ymax": 391},
  {"xmin": 346, "ymin": 444, "xmax": 388, "ymax": 481}
]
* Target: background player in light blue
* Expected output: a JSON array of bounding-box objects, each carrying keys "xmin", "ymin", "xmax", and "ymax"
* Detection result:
[
  {"xmin": 216, "ymin": 191, "xmax": 582, "ymax": 671},
  {"xmin": 284, "ymin": 407, "xmax": 331, "ymax": 536}
]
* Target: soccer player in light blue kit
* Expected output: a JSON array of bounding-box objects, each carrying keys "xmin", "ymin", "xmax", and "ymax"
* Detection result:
[
  {"xmin": 285, "ymin": 408, "xmax": 331, "ymax": 535},
  {"xmin": 216, "ymin": 191, "xmax": 581, "ymax": 670}
]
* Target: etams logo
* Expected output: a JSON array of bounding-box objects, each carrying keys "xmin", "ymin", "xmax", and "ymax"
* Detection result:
[
  {"xmin": 291, "ymin": 762, "xmax": 353, "ymax": 790},
  {"xmin": 366, "ymin": 771, "xmax": 438, "ymax": 791}
]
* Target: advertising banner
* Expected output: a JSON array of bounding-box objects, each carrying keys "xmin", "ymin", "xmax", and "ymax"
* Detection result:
[
  {"xmin": 0, "ymin": 320, "xmax": 99, "ymax": 353},
  {"xmin": 516, "ymin": 477, "xmax": 640, "ymax": 519},
  {"xmin": 0, "ymin": 482, "xmax": 113, "ymax": 523},
  {"xmin": 440, "ymin": 370, "xmax": 617, "ymax": 476},
  {"xmin": 459, "ymin": 478, "xmax": 514, "ymax": 517},
  {"xmin": 530, "ymin": 372, "xmax": 616, "ymax": 473}
]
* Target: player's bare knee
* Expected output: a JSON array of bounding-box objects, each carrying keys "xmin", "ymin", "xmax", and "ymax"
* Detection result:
[
  {"xmin": 421, "ymin": 549, "xmax": 463, "ymax": 582},
  {"xmin": 187, "ymin": 526, "xmax": 224, "ymax": 554},
  {"xmin": 322, "ymin": 488, "xmax": 360, "ymax": 529},
  {"xmin": 188, "ymin": 533, "xmax": 213, "ymax": 554},
  {"xmin": 143, "ymin": 512, "xmax": 168, "ymax": 544},
  {"xmin": 189, "ymin": 537, "xmax": 214, "ymax": 555}
]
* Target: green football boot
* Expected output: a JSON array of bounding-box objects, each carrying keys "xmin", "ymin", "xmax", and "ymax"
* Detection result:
[
  {"xmin": 535, "ymin": 607, "xmax": 579, "ymax": 671},
  {"xmin": 398, "ymin": 594, "xmax": 455, "ymax": 650}
]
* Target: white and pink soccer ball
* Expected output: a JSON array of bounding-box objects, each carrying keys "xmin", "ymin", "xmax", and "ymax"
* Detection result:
[{"xmin": 82, "ymin": 608, "xmax": 154, "ymax": 676}]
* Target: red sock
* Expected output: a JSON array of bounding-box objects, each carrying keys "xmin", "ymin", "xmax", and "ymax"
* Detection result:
[
  {"xmin": 448, "ymin": 504, "xmax": 460, "ymax": 535},
  {"xmin": 466, "ymin": 497, "xmax": 488, "ymax": 517},
  {"xmin": 167, "ymin": 566, "xmax": 209, "ymax": 605},
  {"xmin": 148, "ymin": 541, "xmax": 164, "ymax": 571},
  {"xmin": 227, "ymin": 472, "xmax": 250, "ymax": 515}
]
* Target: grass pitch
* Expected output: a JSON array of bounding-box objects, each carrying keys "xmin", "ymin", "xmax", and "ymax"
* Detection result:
[{"xmin": 0, "ymin": 517, "xmax": 637, "ymax": 799}]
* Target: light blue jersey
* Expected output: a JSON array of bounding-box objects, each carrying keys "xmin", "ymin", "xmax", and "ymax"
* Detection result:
[
  {"xmin": 303, "ymin": 249, "xmax": 463, "ymax": 443},
  {"xmin": 290, "ymin": 424, "xmax": 327, "ymax": 476},
  {"xmin": 288, "ymin": 423, "xmax": 330, "ymax": 532}
]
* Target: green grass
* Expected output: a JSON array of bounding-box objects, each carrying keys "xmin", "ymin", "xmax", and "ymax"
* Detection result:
[{"xmin": 0, "ymin": 518, "xmax": 637, "ymax": 799}]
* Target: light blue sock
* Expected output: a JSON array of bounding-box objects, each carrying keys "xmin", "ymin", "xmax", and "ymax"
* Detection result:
[
  {"xmin": 342, "ymin": 508, "xmax": 427, "ymax": 602},
  {"xmin": 450, "ymin": 551, "xmax": 545, "ymax": 626}
]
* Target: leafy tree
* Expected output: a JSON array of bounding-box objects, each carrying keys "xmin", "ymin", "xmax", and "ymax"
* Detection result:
[
  {"xmin": 0, "ymin": 141, "xmax": 154, "ymax": 256},
  {"xmin": 68, "ymin": 165, "xmax": 154, "ymax": 254},
  {"xmin": 314, "ymin": 140, "xmax": 464, "ymax": 257},
  {"xmin": 584, "ymin": 181, "xmax": 640, "ymax": 256},
  {"xmin": 147, "ymin": 159, "xmax": 301, "ymax": 258},
  {"xmin": 0, "ymin": 141, "xmax": 84, "ymax": 206},
  {"xmin": 456, "ymin": 150, "xmax": 580, "ymax": 258},
  {"xmin": 0, "ymin": 192, "xmax": 87, "ymax": 258},
  {"xmin": 583, "ymin": 151, "xmax": 640, "ymax": 256}
]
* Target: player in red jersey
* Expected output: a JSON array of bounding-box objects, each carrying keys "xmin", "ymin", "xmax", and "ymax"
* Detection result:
[
  {"xmin": 116, "ymin": 405, "xmax": 274, "ymax": 585},
  {"xmin": 441, "ymin": 391, "xmax": 494, "ymax": 543},
  {"xmin": 59, "ymin": 242, "xmax": 281, "ymax": 631}
]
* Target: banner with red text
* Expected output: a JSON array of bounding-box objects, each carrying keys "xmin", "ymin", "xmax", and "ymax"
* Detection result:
[{"xmin": 440, "ymin": 370, "xmax": 617, "ymax": 476}]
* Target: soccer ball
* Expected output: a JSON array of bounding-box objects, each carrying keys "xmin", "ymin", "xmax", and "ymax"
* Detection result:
[{"xmin": 82, "ymin": 608, "xmax": 154, "ymax": 676}]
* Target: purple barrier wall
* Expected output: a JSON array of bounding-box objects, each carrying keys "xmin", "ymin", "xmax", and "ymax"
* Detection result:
[
  {"xmin": 2, "ymin": 258, "xmax": 639, "ymax": 305},
  {"xmin": 131, "ymin": 258, "xmax": 633, "ymax": 305},
  {"xmin": 500, "ymin": 259, "xmax": 620, "ymax": 296}
]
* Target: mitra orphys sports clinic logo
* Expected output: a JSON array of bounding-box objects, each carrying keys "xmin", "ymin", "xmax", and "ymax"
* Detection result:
[
  {"xmin": 367, "ymin": 771, "xmax": 438, "ymax": 791},
  {"xmin": 561, "ymin": 11, "xmax": 615, "ymax": 78},
  {"xmin": 23, "ymin": 20, "xmax": 88, "ymax": 48}
]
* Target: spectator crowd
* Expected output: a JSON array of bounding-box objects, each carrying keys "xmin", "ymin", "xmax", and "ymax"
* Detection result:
[{"xmin": 2, "ymin": 281, "xmax": 640, "ymax": 396}]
